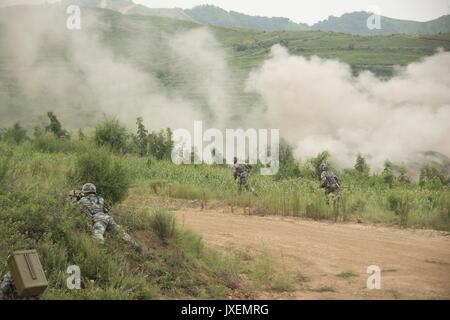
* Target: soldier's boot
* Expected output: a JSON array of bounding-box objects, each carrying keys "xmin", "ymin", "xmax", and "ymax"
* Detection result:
[
  {"xmin": 133, "ymin": 243, "xmax": 144, "ymax": 255},
  {"xmin": 122, "ymin": 234, "xmax": 144, "ymax": 255}
]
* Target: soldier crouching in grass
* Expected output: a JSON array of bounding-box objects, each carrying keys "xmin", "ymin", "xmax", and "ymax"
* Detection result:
[{"xmin": 69, "ymin": 183, "xmax": 143, "ymax": 255}]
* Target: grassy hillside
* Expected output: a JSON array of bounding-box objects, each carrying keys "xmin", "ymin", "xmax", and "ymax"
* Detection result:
[
  {"xmin": 214, "ymin": 27, "xmax": 450, "ymax": 74},
  {"xmin": 0, "ymin": 135, "xmax": 330, "ymax": 299},
  {"xmin": 0, "ymin": 142, "xmax": 239, "ymax": 299},
  {"xmin": 0, "ymin": 113, "xmax": 449, "ymax": 299}
]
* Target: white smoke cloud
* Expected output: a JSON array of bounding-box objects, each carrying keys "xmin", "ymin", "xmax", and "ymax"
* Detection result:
[
  {"xmin": 245, "ymin": 45, "xmax": 450, "ymax": 169},
  {"xmin": 0, "ymin": 6, "xmax": 233, "ymax": 131},
  {"xmin": 168, "ymin": 28, "xmax": 232, "ymax": 127}
]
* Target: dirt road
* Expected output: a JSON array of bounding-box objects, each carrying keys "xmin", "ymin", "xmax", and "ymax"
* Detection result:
[{"xmin": 176, "ymin": 208, "xmax": 450, "ymax": 299}]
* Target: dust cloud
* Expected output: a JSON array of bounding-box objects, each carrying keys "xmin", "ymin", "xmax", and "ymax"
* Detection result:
[
  {"xmin": 245, "ymin": 45, "xmax": 450, "ymax": 169},
  {"xmin": 1, "ymin": 5, "xmax": 449, "ymax": 169}
]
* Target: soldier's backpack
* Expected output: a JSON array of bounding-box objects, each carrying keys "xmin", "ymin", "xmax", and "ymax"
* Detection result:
[{"xmin": 7, "ymin": 249, "xmax": 48, "ymax": 297}]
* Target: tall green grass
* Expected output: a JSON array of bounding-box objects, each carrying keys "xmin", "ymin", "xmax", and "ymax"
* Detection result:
[
  {"xmin": 124, "ymin": 156, "xmax": 450, "ymax": 231},
  {"xmin": 0, "ymin": 141, "xmax": 242, "ymax": 299}
]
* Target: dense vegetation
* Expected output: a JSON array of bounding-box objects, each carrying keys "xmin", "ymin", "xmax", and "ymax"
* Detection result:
[
  {"xmin": 1, "ymin": 114, "xmax": 316, "ymax": 299},
  {"xmin": 1, "ymin": 114, "xmax": 449, "ymax": 230}
]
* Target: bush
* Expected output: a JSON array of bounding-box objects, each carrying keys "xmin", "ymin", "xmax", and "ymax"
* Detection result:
[
  {"xmin": 32, "ymin": 134, "xmax": 67, "ymax": 153},
  {"xmin": 387, "ymin": 190, "xmax": 411, "ymax": 227},
  {"xmin": 382, "ymin": 160, "xmax": 395, "ymax": 188},
  {"xmin": 68, "ymin": 148, "xmax": 131, "ymax": 204},
  {"xmin": 1, "ymin": 122, "xmax": 28, "ymax": 144},
  {"xmin": 32, "ymin": 134, "xmax": 93, "ymax": 154},
  {"xmin": 420, "ymin": 165, "xmax": 445, "ymax": 187},
  {"xmin": 309, "ymin": 151, "xmax": 331, "ymax": 179},
  {"xmin": 147, "ymin": 128, "xmax": 173, "ymax": 160},
  {"xmin": 149, "ymin": 208, "xmax": 176, "ymax": 242},
  {"xmin": 94, "ymin": 119, "xmax": 128, "ymax": 153},
  {"xmin": 0, "ymin": 144, "xmax": 12, "ymax": 184},
  {"xmin": 45, "ymin": 112, "xmax": 70, "ymax": 139},
  {"xmin": 275, "ymin": 140, "xmax": 300, "ymax": 180},
  {"xmin": 354, "ymin": 153, "xmax": 370, "ymax": 176}
]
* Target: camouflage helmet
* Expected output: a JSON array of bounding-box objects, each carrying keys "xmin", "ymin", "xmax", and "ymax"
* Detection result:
[
  {"xmin": 320, "ymin": 161, "xmax": 328, "ymax": 172},
  {"xmin": 82, "ymin": 183, "xmax": 97, "ymax": 194}
]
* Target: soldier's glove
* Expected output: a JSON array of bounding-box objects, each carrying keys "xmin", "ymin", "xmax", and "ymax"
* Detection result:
[{"xmin": 104, "ymin": 202, "xmax": 111, "ymax": 213}]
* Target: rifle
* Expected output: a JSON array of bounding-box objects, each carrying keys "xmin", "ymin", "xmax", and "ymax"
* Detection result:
[{"xmin": 68, "ymin": 189, "xmax": 83, "ymax": 202}]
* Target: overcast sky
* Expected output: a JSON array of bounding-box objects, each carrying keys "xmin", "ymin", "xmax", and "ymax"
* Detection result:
[{"xmin": 2, "ymin": 0, "xmax": 448, "ymax": 24}]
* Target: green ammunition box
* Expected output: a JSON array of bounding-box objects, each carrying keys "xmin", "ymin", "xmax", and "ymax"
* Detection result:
[{"xmin": 7, "ymin": 250, "xmax": 48, "ymax": 297}]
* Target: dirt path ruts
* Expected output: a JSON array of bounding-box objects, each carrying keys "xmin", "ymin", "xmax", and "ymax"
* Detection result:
[{"xmin": 176, "ymin": 208, "xmax": 450, "ymax": 299}]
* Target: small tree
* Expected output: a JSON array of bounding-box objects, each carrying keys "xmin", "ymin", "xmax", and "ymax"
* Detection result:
[
  {"xmin": 398, "ymin": 166, "xmax": 411, "ymax": 184},
  {"xmin": 148, "ymin": 128, "xmax": 173, "ymax": 160},
  {"xmin": 136, "ymin": 117, "xmax": 148, "ymax": 156},
  {"xmin": 354, "ymin": 153, "xmax": 370, "ymax": 176},
  {"xmin": 275, "ymin": 140, "xmax": 300, "ymax": 180},
  {"xmin": 68, "ymin": 148, "xmax": 131, "ymax": 204},
  {"xmin": 94, "ymin": 118, "xmax": 128, "ymax": 153},
  {"xmin": 420, "ymin": 165, "xmax": 445, "ymax": 187},
  {"xmin": 382, "ymin": 160, "xmax": 395, "ymax": 188},
  {"xmin": 45, "ymin": 112, "xmax": 69, "ymax": 139},
  {"xmin": 310, "ymin": 151, "xmax": 331, "ymax": 179},
  {"xmin": 1, "ymin": 122, "xmax": 28, "ymax": 144}
]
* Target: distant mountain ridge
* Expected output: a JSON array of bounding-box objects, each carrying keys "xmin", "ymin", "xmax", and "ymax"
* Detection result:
[
  {"xmin": 311, "ymin": 11, "xmax": 450, "ymax": 35},
  {"xmin": 59, "ymin": 1, "xmax": 450, "ymax": 35},
  {"xmin": 184, "ymin": 5, "xmax": 309, "ymax": 31}
]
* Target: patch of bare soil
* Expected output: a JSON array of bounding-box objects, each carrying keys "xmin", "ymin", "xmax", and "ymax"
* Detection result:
[{"xmin": 175, "ymin": 207, "xmax": 450, "ymax": 300}]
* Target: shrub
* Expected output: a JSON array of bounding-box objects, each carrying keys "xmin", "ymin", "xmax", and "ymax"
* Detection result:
[
  {"xmin": 271, "ymin": 274, "xmax": 294, "ymax": 292},
  {"xmin": 0, "ymin": 144, "xmax": 12, "ymax": 184},
  {"xmin": 135, "ymin": 117, "xmax": 148, "ymax": 156},
  {"xmin": 420, "ymin": 165, "xmax": 445, "ymax": 187},
  {"xmin": 148, "ymin": 128, "xmax": 173, "ymax": 160},
  {"xmin": 32, "ymin": 134, "xmax": 67, "ymax": 153},
  {"xmin": 32, "ymin": 134, "xmax": 92, "ymax": 154},
  {"xmin": 309, "ymin": 151, "xmax": 331, "ymax": 179},
  {"xmin": 398, "ymin": 166, "xmax": 411, "ymax": 184},
  {"xmin": 94, "ymin": 119, "xmax": 128, "ymax": 153},
  {"xmin": 149, "ymin": 208, "xmax": 176, "ymax": 242},
  {"xmin": 45, "ymin": 112, "xmax": 70, "ymax": 139},
  {"xmin": 275, "ymin": 140, "xmax": 300, "ymax": 180},
  {"xmin": 1, "ymin": 122, "xmax": 28, "ymax": 144},
  {"xmin": 68, "ymin": 148, "xmax": 131, "ymax": 204},
  {"xmin": 354, "ymin": 153, "xmax": 370, "ymax": 176},
  {"xmin": 382, "ymin": 160, "xmax": 395, "ymax": 188},
  {"xmin": 387, "ymin": 190, "xmax": 411, "ymax": 227}
]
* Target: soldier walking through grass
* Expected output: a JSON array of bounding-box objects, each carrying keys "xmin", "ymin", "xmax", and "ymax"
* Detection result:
[
  {"xmin": 319, "ymin": 161, "xmax": 342, "ymax": 220},
  {"xmin": 320, "ymin": 161, "xmax": 341, "ymax": 197},
  {"xmin": 232, "ymin": 157, "xmax": 257, "ymax": 196},
  {"xmin": 70, "ymin": 183, "xmax": 143, "ymax": 254}
]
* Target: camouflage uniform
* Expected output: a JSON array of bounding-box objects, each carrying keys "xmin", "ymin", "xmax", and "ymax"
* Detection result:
[
  {"xmin": 320, "ymin": 163, "xmax": 340, "ymax": 194},
  {"xmin": 232, "ymin": 160, "xmax": 256, "ymax": 194},
  {"xmin": 75, "ymin": 184, "xmax": 142, "ymax": 253},
  {"xmin": 0, "ymin": 272, "xmax": 41, "ymax": 300},
  {"xmin": 233, "ymin": 163, "xmax": 251, "ymax": 189}
]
